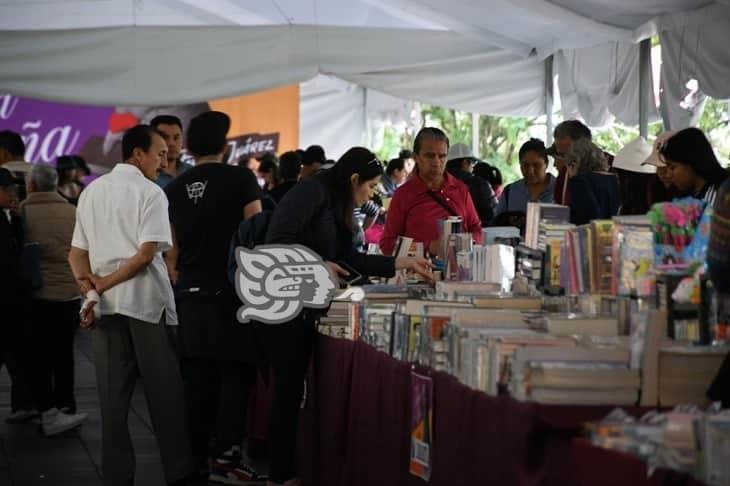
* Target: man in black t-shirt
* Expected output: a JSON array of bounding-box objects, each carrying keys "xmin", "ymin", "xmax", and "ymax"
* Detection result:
[{"xmin": 164, "ymin": 111, "xmax": 266, "ymax": 483}]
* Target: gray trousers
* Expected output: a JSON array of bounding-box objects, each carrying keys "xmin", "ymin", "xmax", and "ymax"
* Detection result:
[{"xmin": 92, "ymin": 314, "xmax": 192, "ymax": 486}]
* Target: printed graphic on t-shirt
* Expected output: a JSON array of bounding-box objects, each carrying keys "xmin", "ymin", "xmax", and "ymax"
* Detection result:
[{"xmin": 185, "ymin": 181, "xmax": 208, "ymax": 204}]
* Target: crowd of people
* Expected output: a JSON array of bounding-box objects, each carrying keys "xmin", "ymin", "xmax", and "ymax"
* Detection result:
[{"xmin": 1, "ymin": 115, "xmax": 729, "ymax": 486}]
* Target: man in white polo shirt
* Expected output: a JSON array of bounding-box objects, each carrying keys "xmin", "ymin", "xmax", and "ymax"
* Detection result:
[{"xmin": 68, "ymin": 125, "xmax": 193, "ymax": 486}]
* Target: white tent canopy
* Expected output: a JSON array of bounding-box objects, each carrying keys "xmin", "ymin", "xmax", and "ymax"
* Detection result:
[{"xmin": 1, "ymin": 0, "xmax": 729, "ymax": 127}]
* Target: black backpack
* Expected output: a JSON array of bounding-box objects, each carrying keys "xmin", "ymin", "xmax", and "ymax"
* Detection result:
[{"xmin": 226, "ymin": 209, "xmax": 274, "ymax": 285}]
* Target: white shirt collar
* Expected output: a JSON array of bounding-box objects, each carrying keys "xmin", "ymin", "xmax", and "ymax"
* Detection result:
[{"xmin": 113, "ymin": 163, "xmax": 145, "ymax": 178}]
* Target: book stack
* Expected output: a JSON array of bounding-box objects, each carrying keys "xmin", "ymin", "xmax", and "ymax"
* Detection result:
[
  {"xmin": 515, "ymin": 244, "xmax": 544, "ymax": 289},
  {"xmin": 483, "ymin": 226, "xmax": 520, "ymax": 245},
  {"xmin": 591, "ymin": 220, "xmax": 614, "ymax": 294},
  {"xmin": 541, "ymin": 219, "xmax": 614, "ymax": 296},
  {"xmin": 534, "ymin": 313, "xmax": 619, "ymax": 337},
  {"xmin": 611, "ymin": 215, "xmax": 654, "ymax": 297},
  {"xmin": 358, "ymin": 285, "xmax": 409, "ymax": 353},
  {"xmin": 456, "ymin": 244, "xmax": 515, "ymax": 289},
  {"xmin": 525, "ymin": 203, "xmax": 571, "ymax": 250},
  {"xmin": 656, "ymin": 346, "xmax": 726, "ymax": 407},
  {"xmin": 541, "ymin": 223, "xmax": 573, "ymax": 291},
  {"xmin": 418, "ymin": 306, "xmax": 458, "ymax": 371},
  {"xmin": 318, "ymin": 301, "xmax": 359, "ymax": 340},
  {"xmin": 472, "ymin": 295, "xmax": 543, "ymax": 311},
  {"xmin": 389, "ymin": 237, "xmax": 425, "ymax": 284},
  {"xmin": 510, "ymin": 345, "xmax": 639, "ymax": 405},
  {"xmin": 433, "ymin": 281, "xmax": 502, "ymax": 302},
  {"xmin": 359, "ymin": 302, "xmax": 398, "ymax": 354},
  {"xmin": 451, "ymin": 329, "xmax": 577, "ymax": 395},
  {"xmin": 446, "ymin": 308, "xmax": 556, "ymax": 395}
]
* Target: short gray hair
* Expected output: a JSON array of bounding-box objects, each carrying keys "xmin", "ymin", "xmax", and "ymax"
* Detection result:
[
  {"xmin": 564, "ymin": 138, "xmax": 608, "ymax": 175},
  {"xmin": 29, "ymin": 164, "xmax": 59, "ymax": 192}
]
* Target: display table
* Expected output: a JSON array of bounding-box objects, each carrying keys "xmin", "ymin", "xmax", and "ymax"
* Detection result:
[
  {"xmin": 571, "ymin": 438, "xmax": 706, "ymax": 486},
  {"xmin": 247, "ymin": 335, "xmax": 659, "ymax": 486}
]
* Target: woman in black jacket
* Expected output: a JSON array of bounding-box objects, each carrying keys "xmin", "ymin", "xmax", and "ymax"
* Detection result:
[
  {"xmin": 565, "ymin": 138, "xmax": 620, "ymax": 225},
  {"xmin": 260, "ymin": 147, "xmax": 431, "ymax": 485}
]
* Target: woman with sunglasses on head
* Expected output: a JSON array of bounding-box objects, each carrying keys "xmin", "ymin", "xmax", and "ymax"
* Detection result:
[
  {"xmin": 659, "ymin": 127, "xmax": 729, "ymax": 207},
  {"xmin": 259, "ymin": 146, "xmax": 432, "ymax": 486}
]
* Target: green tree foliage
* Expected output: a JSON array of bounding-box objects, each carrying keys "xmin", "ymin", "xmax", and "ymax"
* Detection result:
[
  {"xmin": 698, "ymin": 98, "xmax": 730, "ymax": 166},
  {"xmin": 374, "ymin": 97, "xmax": 730, "ymax": 184},
  {"xmin": 421, "ymin": 104, "xmax": 540, "ymax": 184}
]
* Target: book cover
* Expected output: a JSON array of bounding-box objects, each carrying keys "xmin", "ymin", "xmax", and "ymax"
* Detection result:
[
  {"xmin": 409, "ymin": 372, "xmax": 434, "ymax": 481},
  {"xmin": 591, "ymin": 220, "xmax": 614, "ymax": 294}
]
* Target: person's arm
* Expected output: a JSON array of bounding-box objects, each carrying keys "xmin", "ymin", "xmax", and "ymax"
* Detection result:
[
  {"xmin": 492, "ymin": 184, "xmax": 508, "ymax": 219},
  {"xmin": 93, "ymin": 188, "xmax": 171, "ymax": 293},
  {"xmin": 463, "ymin": 188, "xmax": 483, "ymax": 244},
  {"xmin": 68, "ymin": 246, "xmax": 94, "ymax": 294},
  {"xmin": 380, "ymin": 189, "xmax": 407, "ymax": 255},
  {"xmin": 69, "ymin": 203, "xmax": 93, "ymax": 293},
  {"xmin": 164, "ymin": 224, "xmax": 179, "ymax": 285},
  {"xmin": 342, "ymin": 249, "xmax": 433, "ymax": 281},
  {"xmin": 243, "ymin": 199, "xmax": 262, "ymax": 220},
  {"xmin": 90, "ymin": 242, "xmax": 160, "ymax": 294}
]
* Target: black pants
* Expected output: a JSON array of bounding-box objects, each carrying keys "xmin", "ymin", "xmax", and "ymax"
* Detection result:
[
  {"xmin": 175, "ymin": 284, "xmax": 257, "ymax": 468},
  {"xmin": 0, "ymin": 347, "xmax": 33, "ymax": 412},
  {"xmin": 180, "ymin": 357, "xmax": 256, "ymax": 465},
  {"xmin": 28, "ymin": 299, "xmax": 80, "ymax": 413},
  {"xmin": 0, "ymin": 296, "xmax": 35, "ymax": 413},
  {"xmin": 255, "ymin": 313, "xmax": 317, "ymax": 483}
]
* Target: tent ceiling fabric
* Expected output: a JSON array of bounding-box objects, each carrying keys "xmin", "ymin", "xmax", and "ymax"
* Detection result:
[{"xmin": 0, "ymin": 0, "xmax": 728, "ymax": 123}]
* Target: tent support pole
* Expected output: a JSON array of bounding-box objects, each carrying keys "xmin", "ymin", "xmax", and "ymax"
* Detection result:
[
  {"xmin": 639, "ymin": 38, "xmax": 651, "ymax": 138},
  {"xmin": 545, "ymin": 55, "xmax": 554, "ymax": 145},
  {"xmin": 471, "ymin": 112, "xmax": 480, "ymax": 158},
  {"xmin": 363, "ymin": 87, "xmax": 371, "ymax": 148}
]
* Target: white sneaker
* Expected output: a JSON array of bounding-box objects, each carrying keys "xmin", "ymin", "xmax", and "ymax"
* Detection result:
[{"xmin": 41, "ymin": 408, "xmax": 88, "ymax": 436}]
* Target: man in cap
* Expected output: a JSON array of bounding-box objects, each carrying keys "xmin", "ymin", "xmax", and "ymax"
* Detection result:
[
  {"xmin": 164, "ymin": 111, "xmax": 266, "ymax": 484},
  {"xmin": 68, "ymin": 124, "xmax": 194, "ymax": 486},
  {"xmin": 445, "ymin": 142, "xmax": 497, "ymax": 226}
]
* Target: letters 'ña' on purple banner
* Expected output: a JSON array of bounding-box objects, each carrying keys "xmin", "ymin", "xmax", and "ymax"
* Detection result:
[
  {"xmin": 0, "ymin": 94, "xmax": 113, "ymax": 166},
  {"xmin": 0, "ymin": 94, "xmax": 213, "ymax": 173}
]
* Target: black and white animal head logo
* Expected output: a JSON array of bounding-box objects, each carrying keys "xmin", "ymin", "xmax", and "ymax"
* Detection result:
[{"xmin": 234, "ymin": 245, "xmax": 337, "ymax": 325}]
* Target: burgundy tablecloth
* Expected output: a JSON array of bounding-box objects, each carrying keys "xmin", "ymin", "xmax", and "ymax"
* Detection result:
[{"xmin": 246, "ymin": 336, "xmax": 661, "ymax": 486}]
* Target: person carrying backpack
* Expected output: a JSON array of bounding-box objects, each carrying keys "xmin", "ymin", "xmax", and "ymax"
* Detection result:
[{"xmin": 164, "ymin": 111, "xmax": 267, "ymax": 484}]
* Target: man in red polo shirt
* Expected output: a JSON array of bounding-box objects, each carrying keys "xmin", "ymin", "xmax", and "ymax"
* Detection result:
[{"xmin": 381, "ymin": 127, "xmax": 482, "ymax": 256}]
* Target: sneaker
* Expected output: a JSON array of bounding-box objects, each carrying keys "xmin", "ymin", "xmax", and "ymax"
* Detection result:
[
  {"xmin": 5, "ymin": 409, "xmax": 39, "ymax": 424},
  {"xmin": 41, "ymin": 408, "xmax": 87, "ymax": 436},
  {"xmin": 209, "ymin": 450, "xmax": 268, "ymax": 485}
]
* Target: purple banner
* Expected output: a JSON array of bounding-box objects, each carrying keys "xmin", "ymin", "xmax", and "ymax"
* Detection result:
[
  {"xmin": 0, "ymin": 94, "xmax": 211, "ymax": 173},
  {"xmin": 0, "ymin": 94, "xmax": 113, "ymax": 165}
]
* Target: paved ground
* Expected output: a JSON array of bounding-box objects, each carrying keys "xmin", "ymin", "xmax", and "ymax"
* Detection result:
[{"xmin": 0, "ymin": 331, "xmax": 263, "ymax": 486}]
